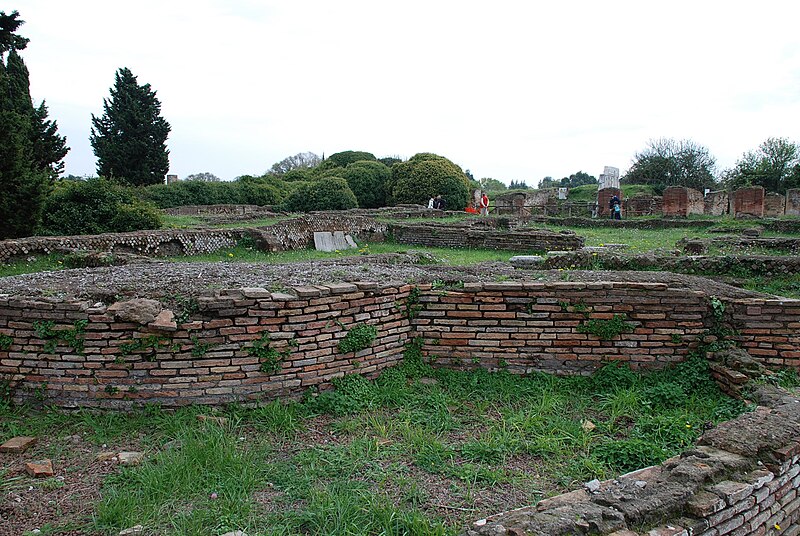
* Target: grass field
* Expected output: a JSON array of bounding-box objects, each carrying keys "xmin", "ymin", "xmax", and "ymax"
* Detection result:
[{"xmin": 1, "ymin": 349, "xmax": 753, "ymax": 536}]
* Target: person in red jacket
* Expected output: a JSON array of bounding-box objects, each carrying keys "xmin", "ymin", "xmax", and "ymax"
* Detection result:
[{"xmin": 480, "ymin": 192, "xmax": 489, "ymax": 216}]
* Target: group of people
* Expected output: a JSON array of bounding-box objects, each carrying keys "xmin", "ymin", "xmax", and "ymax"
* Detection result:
[
  {"xmin": 427, "ymin": 195, "xmax": 446, "ymax": 210},
  {"xmin": 427, "ymin": 191, "xmax": 490, "ymax": 216}
]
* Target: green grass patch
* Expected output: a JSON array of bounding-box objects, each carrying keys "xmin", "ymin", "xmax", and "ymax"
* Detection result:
[
  {"xmin": 0, "ymin": 253, "xmax": 66, "ymax": 277},
  {"xmin": 740, "ymin": 274, "xmax": 800, "ymax": 299},
  {"xmin": 160, "ymin": 214, "xmax": 288, "ymax": 229},
  {"xmin": 0, "ymin": 354, "xmax": 750, "ymax": 535}
]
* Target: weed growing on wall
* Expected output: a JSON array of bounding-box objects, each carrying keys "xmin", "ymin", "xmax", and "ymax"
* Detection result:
[
  {"xmin": 577, "ymin": 314, "xmax": 634, "ymax": 340},
  {"xmin": 190, "ymin": 336, "xmax": 215, "ymax": 357},
  {"xmin": 338, "ymin": 324, "xmax": 378, "ymax": 354},
  {"xmin": 119, "ymin": 335, "xmax": 171, "ymax": 361},
  {"xmin": 0, "ymin": 334, "xmax": 13, "ymax": 351},
  {"xmin": 248, "ymin": 332, "xmax": 292, "ymax": 375},
  {"xmin": 32, "ymin": 320, "xmax": 88, "ymax": 354},
  {"xmin": 404, "ymin": 286, "xmax": 422, "ymax": 320}
]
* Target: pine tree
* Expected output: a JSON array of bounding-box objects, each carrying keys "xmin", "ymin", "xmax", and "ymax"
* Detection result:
[
  {"xmin": 0, "ymin": 12, "xmax": 68, "ymax": 238},
  {"xmin": 90, "ymin": 68, "xmax": 171, "ymax": 186}
]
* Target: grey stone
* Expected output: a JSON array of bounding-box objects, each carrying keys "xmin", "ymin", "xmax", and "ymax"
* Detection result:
[
  {"xmin": 313, "ymin": 231, "xmax": 357, "ymax": 252},
  {"xmin": 585, "ymin": 479, "xmax": 601, "ymax": 492},
  {"xmin": 107, "ymin": 299, "xmax": 163, "ymax": 325},
  {"xmin": 509, "ymin": 255, "xmax": 544, "ymax": 268},
  {"xmin": 118, "ymin": 451, "xmax": 145, "ymax": 465},
  {"xmin": 118, "ymin": 526, "xmax": 144, "ymax": 536}
]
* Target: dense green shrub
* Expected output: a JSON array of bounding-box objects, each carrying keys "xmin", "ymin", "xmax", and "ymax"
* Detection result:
[
  {"xmin": 388, "ymin": 153, "xmax": 471, "ymax": 209},
  {"xmin": 341, "ymin": 160, "xmax": 391, "ymax": 208},
  {"xmin": 326, "ymin": 150, "xmax": 376, "ymax": 168},
  {"xmin": 282, "ymin": 177, "xmax": 358, "ymax": 212},
  {"xmin": 236, "ymin": 176, "xmax": 282, "ymax": 206},
  {"xmin": 140, "ymin": 177, "xmax": 284, "ymax": 208},
  {"xmin": 39, "ymin": 178, "xmax": 161, "ymax": 235},
  {"xmin": 283, "ymin": 168, "xmax": 315, "ymax": 182}
]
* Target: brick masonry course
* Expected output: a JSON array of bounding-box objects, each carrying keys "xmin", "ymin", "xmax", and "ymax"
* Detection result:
[
  {"xmin": 463, "ymin": 384, "xmax": 800, "ymax": 536},
  {"xmin": 0, "ymin": 281, "xmax": 797, "ymax": 409}
]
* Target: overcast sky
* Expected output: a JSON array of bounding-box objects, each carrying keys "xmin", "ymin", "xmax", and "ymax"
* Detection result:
[{"xmin": 16, "ymin": 0, "xmax": 800, "ymax": 184}]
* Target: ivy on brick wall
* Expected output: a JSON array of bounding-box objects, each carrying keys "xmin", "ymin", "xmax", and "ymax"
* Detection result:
[
  {"xmin": 338, "ymin": 323, "xmax": 378, "ymax": 354},
  {"xmin": 577, "ymin": 314, "xmax": 634, "ymax": 340}
]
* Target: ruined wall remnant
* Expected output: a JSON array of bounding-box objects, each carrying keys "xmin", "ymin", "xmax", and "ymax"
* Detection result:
[
  {"xmin": 787, "ymin": 189, "xmax": 800, "ymax": 217},
  {"xmin": 704, "ymin": 190, "xmax": 730, "ymax": 216},
  {"xmin": 598, "ymin": 166, "xmax": 620, "ymax": 189},
  {"xmin": 0, "ymin": 215, "xmax": 389, "ymax": 262},
  {"xmin": 733, "ymin": 187, "xmax": 766, "ymax": 218},
  {"xmin": 388, "ymin": 223, "xmax": 584, "ymax": 252},
  {"xmin": 624, "ymin": 195, "xmax": 661, "ymax": 217},
  {"xmin": 463, "ymin": 383, "xmax": 800, "ymax": 536},
  {"xmin": 662, "ymin": 186, "xmax": 704, "ymax": 217},
  {"xmin": 764, "ymin": 192, "xmax": 787, "ymax": 217},
  {"xmin": 597, "ymin": 187, "xmax": 622, "ymax": 218},
  {"xmin": 2, "ymin": 281, "xmax": 797, "ymax": 409}
]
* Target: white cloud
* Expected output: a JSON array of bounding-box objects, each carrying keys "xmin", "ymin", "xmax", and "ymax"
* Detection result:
[{"xmin": 16, "ymin": 0, "xmax": 800, "ymax": 183}]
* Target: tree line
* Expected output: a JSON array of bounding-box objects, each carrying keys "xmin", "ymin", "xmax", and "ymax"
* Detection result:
[{"xmin": 2, "ymin": 9, "xmax": 799, "ymax": 240}]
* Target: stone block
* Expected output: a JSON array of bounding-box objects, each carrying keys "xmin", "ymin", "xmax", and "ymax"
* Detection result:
[
  {"xmin": 313, "ymin": 231, "xmax": 356, "ymax": 252},
  {"xmin": 663, "ymin": 186, "xmax": 704, "ymax": 217},
  {"xmin": 25, "ymin": 459, "xmax": 54, "ymax": 477},
  {"xmin": 0, "ymin": 435, "xmax": 37, "ymax": 453},
  {"xmin": 704, "ymin": 190, "xmax": 730, "ymax": 216},
  {"xmin": 786, "ymin": 189, "xmax": 800, "ymax": 216}
]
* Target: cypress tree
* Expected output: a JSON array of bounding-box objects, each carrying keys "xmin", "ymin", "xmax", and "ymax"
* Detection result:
[
  {"xmin": 0, "ymin": 11, "xmax": 67, "ymax": 238},
  {"xmin": 90, "ymin": 68, "xmax": 171, "ymax": 186}
]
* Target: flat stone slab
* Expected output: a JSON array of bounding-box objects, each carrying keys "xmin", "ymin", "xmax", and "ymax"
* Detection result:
[
  {"xmin": 119, "ymin": 525, "xmax": 144, "ymax": 536},
  {"xmin": 0, "ymin": 436, "xmax": 37, "ymax": 453},
  {"xmin": 313, "ymin": 231, "xmax": 357, "ymax": 252},
  {"xmin": 25, "ymin": 459, "xmax": 54, "ymax": 477},
  {"xmin": 509, "ymin": 255, "xmax": 544, "ymax": 268},
  {"xmin": 118, "ymin": 451, "xmax": 145, "ymax": 465}
]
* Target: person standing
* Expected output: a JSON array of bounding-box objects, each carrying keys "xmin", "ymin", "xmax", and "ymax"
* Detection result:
[
  {"xmin": 480, "ymin": 191, "xmax": 489, "ymax": 216},
  {"xmin": 609, "ymin": 195, "xmax": 622, "ymax": 220},
  {"xmin": 427, "ymin": 196, "xmax": 435, "ymax": 209}
]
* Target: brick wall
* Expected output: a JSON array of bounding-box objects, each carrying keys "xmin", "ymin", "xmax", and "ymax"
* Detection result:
[
  {"xmin": 0, "ymin": 282, "xmax": 413, "ymax": 408},
  {"xmin": 765, "ymin": 193, "xmax": 787, "ymax": 217},
  {"xmin": 662, "ymin": 186, "xmax": 705, "ymax": 217},
  {"xmin": 624, "ymin": 195, "xmax": 662, "ymax": 217},
  {"xmin": 413, "ymin": 281, "xmax": 797, "ymax": 374},
  {"xmin": 597, "ymin": 188, "xmax": 623, "ymax": 218},
  {"xmin": 734, "ymin": 187, "xmax": 766, "ymax": 218},
  {"xmin": 388, "ymin": 224, "xmax": 584, "ymax": 251},
  {"xmin": 0, "ymin": 229, "xmax": 247, "ymax": 263},
  {"xmin": 1, "ymin": 281, "xmax": 798, "ymax": 409}
]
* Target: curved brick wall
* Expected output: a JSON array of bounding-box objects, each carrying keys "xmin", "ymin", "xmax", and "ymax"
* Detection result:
[{"xmin": 0, "ymin": 281, "xmax": 797, "ymax": 409}]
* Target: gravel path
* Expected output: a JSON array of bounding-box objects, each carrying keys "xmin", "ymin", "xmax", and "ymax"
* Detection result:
[{"xmin": 0, "ymin": 253, "xmax": 769, "ymax": 302}]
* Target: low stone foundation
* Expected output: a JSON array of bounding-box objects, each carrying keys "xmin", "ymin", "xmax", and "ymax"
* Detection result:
[
  {"xmin": 538, "ymin": 250, "xmax": 800, "ymax": 276},
  {"xmin": 389, "ymin": 223, "xmax": 584, "ymax": 251},
  {"xmin": 0, "ymin": 215, "xmax": 388, "ymax": 262},
  {"xmin": 463, "ymin": 384, "xmax": 800, "ymax": 536}
]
